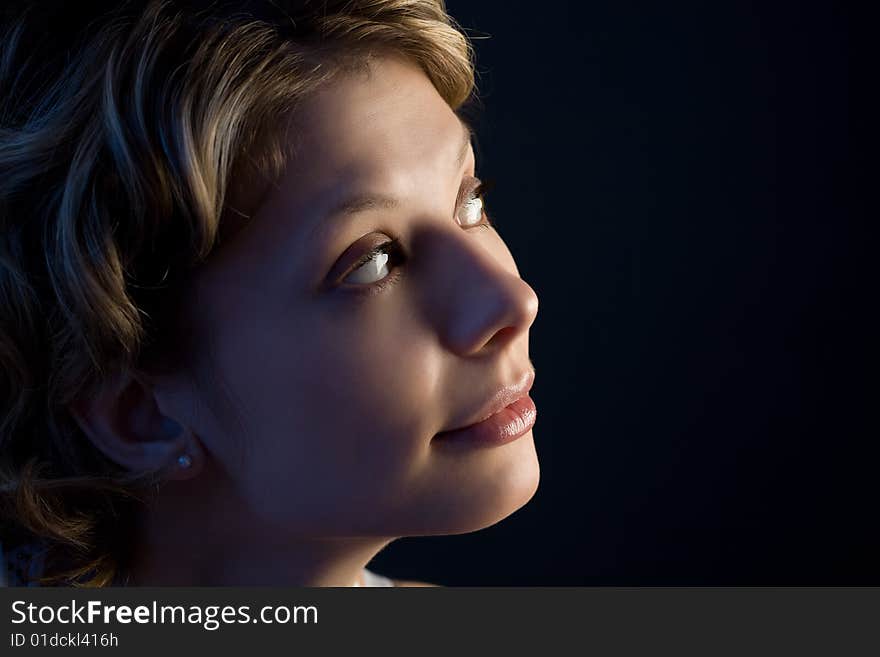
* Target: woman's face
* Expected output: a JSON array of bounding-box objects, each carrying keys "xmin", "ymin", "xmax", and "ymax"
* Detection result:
[{"xmin": 164, "ymin": 54, "xmax": 540, "ymax": 537}]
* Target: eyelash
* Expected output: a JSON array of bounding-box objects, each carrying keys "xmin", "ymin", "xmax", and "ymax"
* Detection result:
[{"xmin": 342, "ymin": 179, "xmax": 497, "ymax": 298}]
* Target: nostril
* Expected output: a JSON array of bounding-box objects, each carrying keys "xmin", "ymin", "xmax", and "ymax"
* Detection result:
[{"xmin": 489, "ymin": 326, "xmax": 520, "ymax": 350}]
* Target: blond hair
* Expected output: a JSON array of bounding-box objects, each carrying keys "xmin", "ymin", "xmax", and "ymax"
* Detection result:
[{"xmin": 0, "ymin": 0, "xmax": 475, "ymax": 586}]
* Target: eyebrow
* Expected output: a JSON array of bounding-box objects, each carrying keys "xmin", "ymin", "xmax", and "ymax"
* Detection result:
[{"xmin": 320, "ymin": 116, "xmax": 474, "ymax": 223}]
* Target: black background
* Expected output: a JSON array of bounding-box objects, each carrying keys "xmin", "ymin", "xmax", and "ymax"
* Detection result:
[{"xmin": 371, "ymin": 0, "xmax": 875, "ymax": 584}]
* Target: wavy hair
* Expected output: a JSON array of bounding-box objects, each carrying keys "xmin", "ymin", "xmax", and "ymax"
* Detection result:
[{"xmin": 0, "ymin": 0, "xmax": 475, "ymax": 586}]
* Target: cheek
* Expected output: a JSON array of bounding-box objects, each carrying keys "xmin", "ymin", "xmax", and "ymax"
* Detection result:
[
  {"xmin": 201, "ymin": 298, "xmax": 442, "ymax": 521},
  {"xmin": 289, "ymin": 305, "xmax": 443, "ymax": 458}
]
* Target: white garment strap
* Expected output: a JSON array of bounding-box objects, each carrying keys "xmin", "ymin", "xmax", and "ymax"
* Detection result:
[{"xmin": 357, "ymin": 567, "xmax": 394, "ymax": 587}]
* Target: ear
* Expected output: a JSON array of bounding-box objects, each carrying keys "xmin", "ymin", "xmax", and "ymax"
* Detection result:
[{"xmin": 68, "ymin": 369, "xmax": 204, "ymax": 481}]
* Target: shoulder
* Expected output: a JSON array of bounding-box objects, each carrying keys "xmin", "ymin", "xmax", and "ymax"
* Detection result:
[{"xmin": 389, "ymin": 578, "xmax": 443, "ymax": 587}]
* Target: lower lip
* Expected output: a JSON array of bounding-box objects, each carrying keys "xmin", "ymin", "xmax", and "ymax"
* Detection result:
[{"xmin": 434, "ymin": 394, "xmax": 537, "ymax": 447}]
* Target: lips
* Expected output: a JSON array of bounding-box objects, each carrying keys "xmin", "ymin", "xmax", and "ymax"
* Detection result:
[
  {"xmin": 439, "ymin": 369, "xmax": 536, "ymax": 434},
  {"xmin": 433, "ymin": 390, "xmax": 538, "ymax": 447}
]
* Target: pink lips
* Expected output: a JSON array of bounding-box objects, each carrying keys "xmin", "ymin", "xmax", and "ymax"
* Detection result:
[{"xmin": 434, "ymin": 371, "xmax": 538, "ymax": 447}]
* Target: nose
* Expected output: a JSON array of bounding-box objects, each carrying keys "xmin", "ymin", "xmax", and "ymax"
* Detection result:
[{"xmin": 424, "ymin": 232, "xmax": 539, "ymax": 357}]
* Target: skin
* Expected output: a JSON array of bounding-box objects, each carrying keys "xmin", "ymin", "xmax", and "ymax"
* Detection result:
[{"xmin": 72, "ymin": 54, "xmax": 540, "ymax": 586}]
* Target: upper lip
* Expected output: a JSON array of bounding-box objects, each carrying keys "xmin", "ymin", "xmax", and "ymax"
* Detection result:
[{"xmin": 439, "ymin": 369, "xmax": 536, "ymax": 433}]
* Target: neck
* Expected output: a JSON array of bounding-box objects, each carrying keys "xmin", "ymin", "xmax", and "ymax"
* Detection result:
[{"xmin": 125, "ymin": 461, "xmax": 394, "ymax": 586}]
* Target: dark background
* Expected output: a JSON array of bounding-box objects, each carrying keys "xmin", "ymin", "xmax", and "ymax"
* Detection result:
[{"xmin": 371, "ymin": 0, "xmax": 874, "ymax": 584}]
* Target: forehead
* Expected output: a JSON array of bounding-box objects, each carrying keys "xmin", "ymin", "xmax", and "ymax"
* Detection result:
[
  {"xmin": 287, "ymin": 54, "xmax": 468, "ymax": 189},
  {"xmin": 217, "ymin": 54, "xmax": 472, "ymax": 254}
]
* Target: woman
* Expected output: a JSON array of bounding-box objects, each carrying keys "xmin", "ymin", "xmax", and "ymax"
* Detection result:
[{"xmin": 0, "ymin": 0, "xmax": 540, "ymax": 587}]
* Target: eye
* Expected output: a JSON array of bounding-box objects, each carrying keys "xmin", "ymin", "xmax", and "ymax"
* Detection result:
[
  {"xmin": 343, "ymin": 239, "xmax": 405, "ymax": 287},
  {"xmin": 336, "ymin": 178, "xmax": 497, "ymax": 296},
  {"xmin": 456, "ymin": 178, "xmax": 496, "ymax": 229}
]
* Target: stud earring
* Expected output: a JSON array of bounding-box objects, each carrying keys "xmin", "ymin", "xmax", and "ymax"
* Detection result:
[{"xmin": 177, "ymin": 454, "xmax": 192, "ymax": 469}]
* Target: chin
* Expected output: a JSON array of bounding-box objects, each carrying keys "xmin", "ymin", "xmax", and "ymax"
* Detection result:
[{"xmin": 420, "ymin": 431, "xmax": 541, "ymax": 535}]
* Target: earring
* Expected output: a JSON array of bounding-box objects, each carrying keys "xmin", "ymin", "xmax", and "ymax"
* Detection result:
[{"xmin": 177, "ymin": 454, "xmax": 192, "ymax": 469}]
